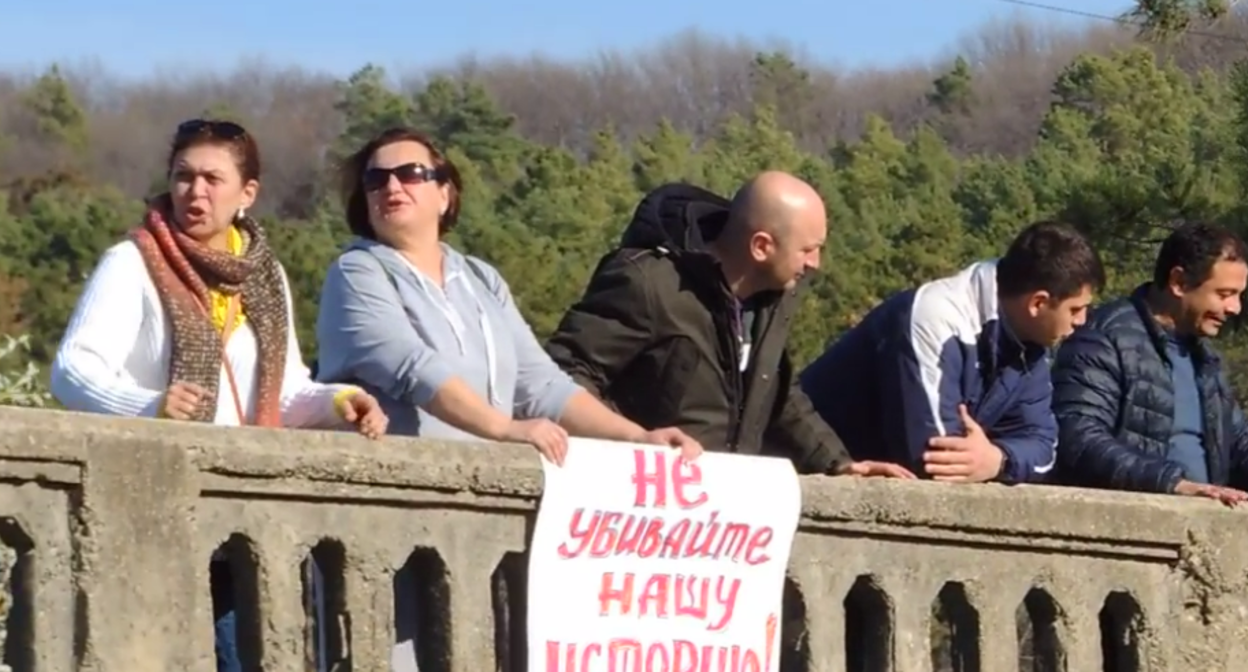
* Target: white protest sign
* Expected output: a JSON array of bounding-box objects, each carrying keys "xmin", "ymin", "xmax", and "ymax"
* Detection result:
[{"xmin": 527, "ymin": 438, "xmax": 802, "ymax": 672}]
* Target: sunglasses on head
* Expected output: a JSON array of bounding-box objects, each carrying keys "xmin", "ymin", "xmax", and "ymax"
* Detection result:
[
  {"xmin": 362, "ymin": 163, "xmax": 441, "ymax": 191},
  {"xmin": 175, "ymin": 119, "xmax": 247, "ymax": 141}
]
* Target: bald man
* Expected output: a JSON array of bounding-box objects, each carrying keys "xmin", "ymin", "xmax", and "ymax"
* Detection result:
[{"xmin": 545, "ymin": 175, "xmax": 913, "ymax": 478}]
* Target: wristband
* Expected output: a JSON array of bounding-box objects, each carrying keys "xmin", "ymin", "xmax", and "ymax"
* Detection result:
[{"xmin": 332, "ymin": 387, "xmax": 362, "ymax": 419}]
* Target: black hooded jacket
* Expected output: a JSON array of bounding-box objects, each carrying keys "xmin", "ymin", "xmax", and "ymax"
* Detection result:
[{"xmin": 544, "ymin": 183, "xmax": 851, "ymax": 474}]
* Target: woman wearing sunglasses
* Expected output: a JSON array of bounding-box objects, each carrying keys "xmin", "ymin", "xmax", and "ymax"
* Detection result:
[
  {"xmin": 316, "ymin": 126, "xmax": 704, "ymax": 671},
  {"xmin": 49, "ymin": 118, "xmax": 389, "ymax": 672},
  {"xmin": 317, "ymin": 127, "xmax": 702, "ymax": 461}
]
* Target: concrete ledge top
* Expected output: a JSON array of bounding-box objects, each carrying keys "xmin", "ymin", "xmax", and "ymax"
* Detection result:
[{"xmin": 0, "ymin": 406, "xmax": 1228, "ymax": 549}]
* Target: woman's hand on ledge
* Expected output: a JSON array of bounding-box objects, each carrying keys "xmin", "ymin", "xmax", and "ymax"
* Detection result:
[
  {"xmin": 336, "ymin": 391, "xmax": 389, "ymax": 440},
  {"xmin": 159, "ymin": 381, "xmax": 206, "ymax": 420},
  {"xmin": 504, "ymin": 418, "xmax": 570, "ymax": 466}
]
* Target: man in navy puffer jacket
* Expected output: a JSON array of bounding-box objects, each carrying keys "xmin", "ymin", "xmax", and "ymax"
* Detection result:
[{"xmin": 1052, "ymin": 222, "xmax": 1248, "ymax": 504}]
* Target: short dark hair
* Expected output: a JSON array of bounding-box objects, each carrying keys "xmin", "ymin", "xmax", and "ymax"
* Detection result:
[
  {"xmin": 166, "ymin": 118, "xmax": 261, "ymax": 183},
  {"xmin": 340, "ymin": 127, "xmax": 463, "ymax": 239},
  {"xmin": 1152, "ymin": 222, "xmax": 1248, "ymax": 290},
  {"xmin": 996, "ymin": 220, "xmax": 1105, "ymax": 300}
]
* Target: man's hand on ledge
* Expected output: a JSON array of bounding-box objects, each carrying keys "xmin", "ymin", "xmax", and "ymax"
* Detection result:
[
  {"xmin": 923, "ymin": 404, "xmax": 1003, "ymax": 483},
  {"xmin": 637, "ymin": 427, "xmax": 704, "ymax": 462},
  {"xmin": 1174, "ymin": 480, "xmax": 1248, "ymax": 507},
  {"xmin": 835, "ymin": 461, "xmax": 917, "ymax": 479}
]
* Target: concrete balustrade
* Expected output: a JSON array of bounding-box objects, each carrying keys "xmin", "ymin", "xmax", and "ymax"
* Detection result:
[{"xmin": 0, "ymin": 406, "xmax": 1241, "ymax": 671}]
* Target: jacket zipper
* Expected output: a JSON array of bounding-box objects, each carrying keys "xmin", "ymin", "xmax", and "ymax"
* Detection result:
[
  {"xmin": 1193, "ymin": 357, "xmax": 1220, "ymax": 481},
  {"xmin": 725, "ymin": 290, "xmax": 745, "ymax": 450}
]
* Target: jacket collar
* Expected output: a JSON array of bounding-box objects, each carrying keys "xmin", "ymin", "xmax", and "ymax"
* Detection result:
[
  {"xmin": 980, "ymin": 314, "xmax": 1047, "ymax": 379},
  {"xmin": 1129, "ymin": 283, "xmax": 1221, "ymax": 366}
]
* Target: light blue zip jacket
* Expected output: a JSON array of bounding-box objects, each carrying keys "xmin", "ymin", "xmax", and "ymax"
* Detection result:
[{"xmin": 315, "ymin": 238, "xmax": 580, "ymax": 439}]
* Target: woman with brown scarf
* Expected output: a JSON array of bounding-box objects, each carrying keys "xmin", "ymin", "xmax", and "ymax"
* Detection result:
[
  {"xmin": 50, "ymin": 119, "xmax": 386, "ymax": 431},
  {"xmin": 49, "ymin": 119, "xmax": 387, "ymax": 671}
]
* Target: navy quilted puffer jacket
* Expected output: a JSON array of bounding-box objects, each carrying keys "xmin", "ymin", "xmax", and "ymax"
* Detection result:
[{"xmin": 1051, "ymin": 285, "xmax": 1248, "ymax": 492}]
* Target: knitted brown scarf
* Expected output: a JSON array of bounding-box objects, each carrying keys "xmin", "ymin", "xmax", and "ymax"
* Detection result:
[{"xmin": 131, "ymin": 194, "xmax": 289, "ymax": 426}]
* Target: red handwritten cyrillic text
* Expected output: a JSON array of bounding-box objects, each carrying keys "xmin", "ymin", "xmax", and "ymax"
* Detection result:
[
  {"xmin": 598, "ymin": 572, "xmax": 740, "ymax": 631},
  {"xmin": 557, "ymin": 509, "xmax": 773, "ymax": 565},
  {"xmin": 631, "ymin": 449, "xmax": 708, "ymax": 510},
  {"xmin": 546, "ymin": 639, "xmax": 763, "ymax": 672}
]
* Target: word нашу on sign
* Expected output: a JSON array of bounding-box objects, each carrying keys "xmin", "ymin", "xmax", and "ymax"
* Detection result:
[{"xmin": 527, "ymin": 441, "xmax": 801, "ymax": 672}]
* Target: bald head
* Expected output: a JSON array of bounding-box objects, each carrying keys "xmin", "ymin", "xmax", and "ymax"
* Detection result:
[
  {"xmin": 726, "ymin": 171, "xmax": 825, "ymax": 240},
  {"xmin": 719, "ymin": 171, "xmax": 828, "ymax": 292}
]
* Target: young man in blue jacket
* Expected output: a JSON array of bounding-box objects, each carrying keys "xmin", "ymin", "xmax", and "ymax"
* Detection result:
[
  {"xmin": 800, "ymin": 221, "xmax": 1104, "ymax": 483},
  {"xmin": 1051, "ymin": 222, "xmax": 1248, "ymax": 505}
]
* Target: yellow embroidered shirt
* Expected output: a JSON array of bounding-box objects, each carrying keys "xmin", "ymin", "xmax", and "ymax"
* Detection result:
[{"xmin": 207, "ymin": 226, "xmax": 246, "ymax": 332}]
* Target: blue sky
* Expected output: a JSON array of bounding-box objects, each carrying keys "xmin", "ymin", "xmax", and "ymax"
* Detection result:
[{"xmin": 3, "ymin": 0, "xmax": 1131, "ymax": 78}]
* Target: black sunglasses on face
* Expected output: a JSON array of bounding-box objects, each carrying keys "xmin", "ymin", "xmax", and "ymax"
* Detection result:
[
  {"xmin": 175, "ymin": 119, "xmax": 247, "ymax": 141},
  {"xmin": 362, "ymin": 163, "xmax": 441, "ymax": 191}
]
